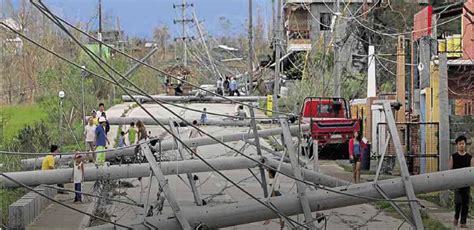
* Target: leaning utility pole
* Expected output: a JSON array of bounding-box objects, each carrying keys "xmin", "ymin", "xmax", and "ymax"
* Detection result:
[
  {"xmin": 98, "ymin": 0, "xmax": 103, "ymax": 59},
  {"xmin": 247, "ymin": 0, "xmax": 268, "ymax": 198},
  {"xmin": 273, "ymin": 0, "xmax": 282, "ymax": 118},
  {"xmin": 173, "ymin": 0, "xmax": 193, "ymax": 67},
  {"xmin": 333, "ymin": 0, "xmax": 341, "ymax": 97},
  {"xmin": 248, "ymin": 0, "xmax": 254, "ymax": 95},
  {"xmin": 193, "ymin": 12, "xmax": 221, "ymax": 79}
]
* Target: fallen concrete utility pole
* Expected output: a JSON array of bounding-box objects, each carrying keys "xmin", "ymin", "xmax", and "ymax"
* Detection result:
[
  {"xmin": 263, "ymin": 158, "xmax": 349, "ymax": 188},
  {"xmin": 122, "ymin": 95, "xmax": 267, "ymax": 103},
  {"xmin": 112, "ymin": 166, "xmax": 474, "ymax": 229},
  {"xmin": 107, "ymin": 117, "xmax": 274, "ymax": 127},
  {"xmin": 3, "ymin": 156, "xmax": 347, "ymax": 190},
  {"xmin": 1, "ymin": 157, "xmax": 260, "ymax": 189},
  {"xmin": 20, "ymin": 124, "xmax": 310, "ymax": 170}
]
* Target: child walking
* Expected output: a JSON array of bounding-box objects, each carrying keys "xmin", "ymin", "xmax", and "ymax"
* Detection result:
[
  {"xmin": 200, "ymin": 108, "xmax": 208, "ymax": 125},
  {"xmin": 125, "ymin": 122, "xmax": 137, "ymax": 145},
  {"xmin": 118, "ymin": 131, "xmax": 126, "ymax": 148}
]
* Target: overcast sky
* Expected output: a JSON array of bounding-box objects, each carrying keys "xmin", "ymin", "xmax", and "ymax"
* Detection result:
[{"xmin": 27, "ymin": 0, "xmax": 273, "ymax": 39}]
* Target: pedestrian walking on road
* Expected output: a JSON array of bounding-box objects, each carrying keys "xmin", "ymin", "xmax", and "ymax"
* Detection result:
[
  {"xmin": 450, "ymin": 135, "xmax": 472, "ymax": 228},
  {"xmin": 349, "ymin": 131, "xmax": 366, "ymax": 183},
  {"xmin": 72, "ymin": 153, "xmax": 84, "ymax": 203},
  {"xmin": 216, "ymin": 77, "xmax": 223, "ymax": 95},
  {"xmin": 229, "ymin": 77, "xmax": 238, "ymax": 96},
  {"xmin": 118, "ymin": 131, "xmax": 126, "ymax": 148},
  {"xmin": 223, "ymin": 76, "xmax": 230, "ymax": 95},
  {"xmin": 84, "ymin": 118, "xmax": 96, "ymax": 161},
  {"xmin": 200, "ymin": 108, "xmax": 208, "ymax": 126},
  {"xmin": 125, "ymin": 122, "xmax": 137, "ymax": 145},
  {"xmin": 136, "ymin": 120, "xmax": 148, "ymax": 144},
  {"xmin": 95, "ymin": 116, "xmax": 109, "ymax": 166},
  {"xmin": 188, "ymin": 120, "xmax": 203, "ymax": 157}
]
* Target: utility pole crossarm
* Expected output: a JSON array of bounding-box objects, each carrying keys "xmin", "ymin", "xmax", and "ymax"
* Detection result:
[{"xmin": 140, "ymin": 143, "xmax": 192, "ymax": 230}]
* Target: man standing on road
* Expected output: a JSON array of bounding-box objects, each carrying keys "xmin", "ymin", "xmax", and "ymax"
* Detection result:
[
  {"xmin": 95, "ymin": 116, "xmax": 109, "ymax": 166},
  {"xmin": 449, "ymin": 135, "xmax": 472, "ymax": 228}
]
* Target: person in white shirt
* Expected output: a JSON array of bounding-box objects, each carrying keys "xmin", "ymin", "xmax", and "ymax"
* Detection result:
[
  {"xmin": 72, "ymin": 153, "xmax": 84, "ymax": 203},
  {"xmin": 84, "ymin": 118, "xmax": 96, "ymax": 162},
  {"xmin": 216, "ymin": 77, "xmax": 223, "ymax": 95}
]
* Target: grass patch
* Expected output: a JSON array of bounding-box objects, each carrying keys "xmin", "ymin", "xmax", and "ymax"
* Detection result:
[{"xmin": 1, "ymin": 104, "xmax": 48, "ymax": 142}]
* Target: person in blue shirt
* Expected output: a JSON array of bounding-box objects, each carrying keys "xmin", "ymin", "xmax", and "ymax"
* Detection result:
[
  {"xmin": 95, "ymin": 116, "xmax": 109, "ymax": 165},
  {"xmin": 229, "ymin": 77, "xmax": 238, "ymax": 96}
]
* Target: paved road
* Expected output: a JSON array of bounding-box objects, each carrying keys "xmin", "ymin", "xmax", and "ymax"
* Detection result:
[
  {"xmin": 26, "ymin": 102, "xmax": 460, "ymax": 230},
  {"xmin": 91, "ymin": 103, "xmax": 410, "ymax": 229}
]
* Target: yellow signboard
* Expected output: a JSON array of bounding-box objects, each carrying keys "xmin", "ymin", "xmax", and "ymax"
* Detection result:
[{"xmin": 266, "ymin": 95, "xmax": 273, "ymax": 117}]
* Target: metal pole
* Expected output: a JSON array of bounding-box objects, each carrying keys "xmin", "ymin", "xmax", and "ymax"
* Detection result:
[
  {"xmin": 59, "ymin": 98, "xmax": 63, "ymax": 147},
  {"xmin": 279, "ymin": 118, "xmax": 317, "ymax": 229},
  {"xmin": 249, "ymin": 106, "xmax": 268, "ymax": 197},
  {"xmin": 273, "ymin": 0, "xmax": 282, "ymax": 118},
  {"xmin": 333, "ymin": 0, "xmax": 341, "ymax": 97},
  {"xmin": 192, "ymin": 12, "xmax": 221, "ymax": 80},
  {"xmin": 98, "ymin": 0, "xmax": 102, "ymax": 59},
  {"xmin": 381, "ymin": 102, "xmax": 424, "ymax": 229},
  {"xmin": 136, "ymin": 166, "xmax": 474, "ymax": 229},
  {"xmin": 248, "ymin": 0, "xmax": 254, "ymax": 95},
  {"xmin": 182, "ymin": 0, "xmax": 187, "ymax": 67}
]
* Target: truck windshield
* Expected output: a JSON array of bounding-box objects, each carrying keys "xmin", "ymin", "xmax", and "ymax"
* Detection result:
[{"xmin": 302, "ymin": 100, "xmax": 348, "ymax": 118}]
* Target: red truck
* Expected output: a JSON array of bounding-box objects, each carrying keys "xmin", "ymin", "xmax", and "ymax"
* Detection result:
[{"xmin": 300, "ymin": 97, "xmax": 360, "ymax": 159}]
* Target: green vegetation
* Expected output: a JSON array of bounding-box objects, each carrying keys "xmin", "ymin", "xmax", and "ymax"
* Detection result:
[{"xmin": 1, "ymin": 104, "xmax": 48, "ymax": 143}]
